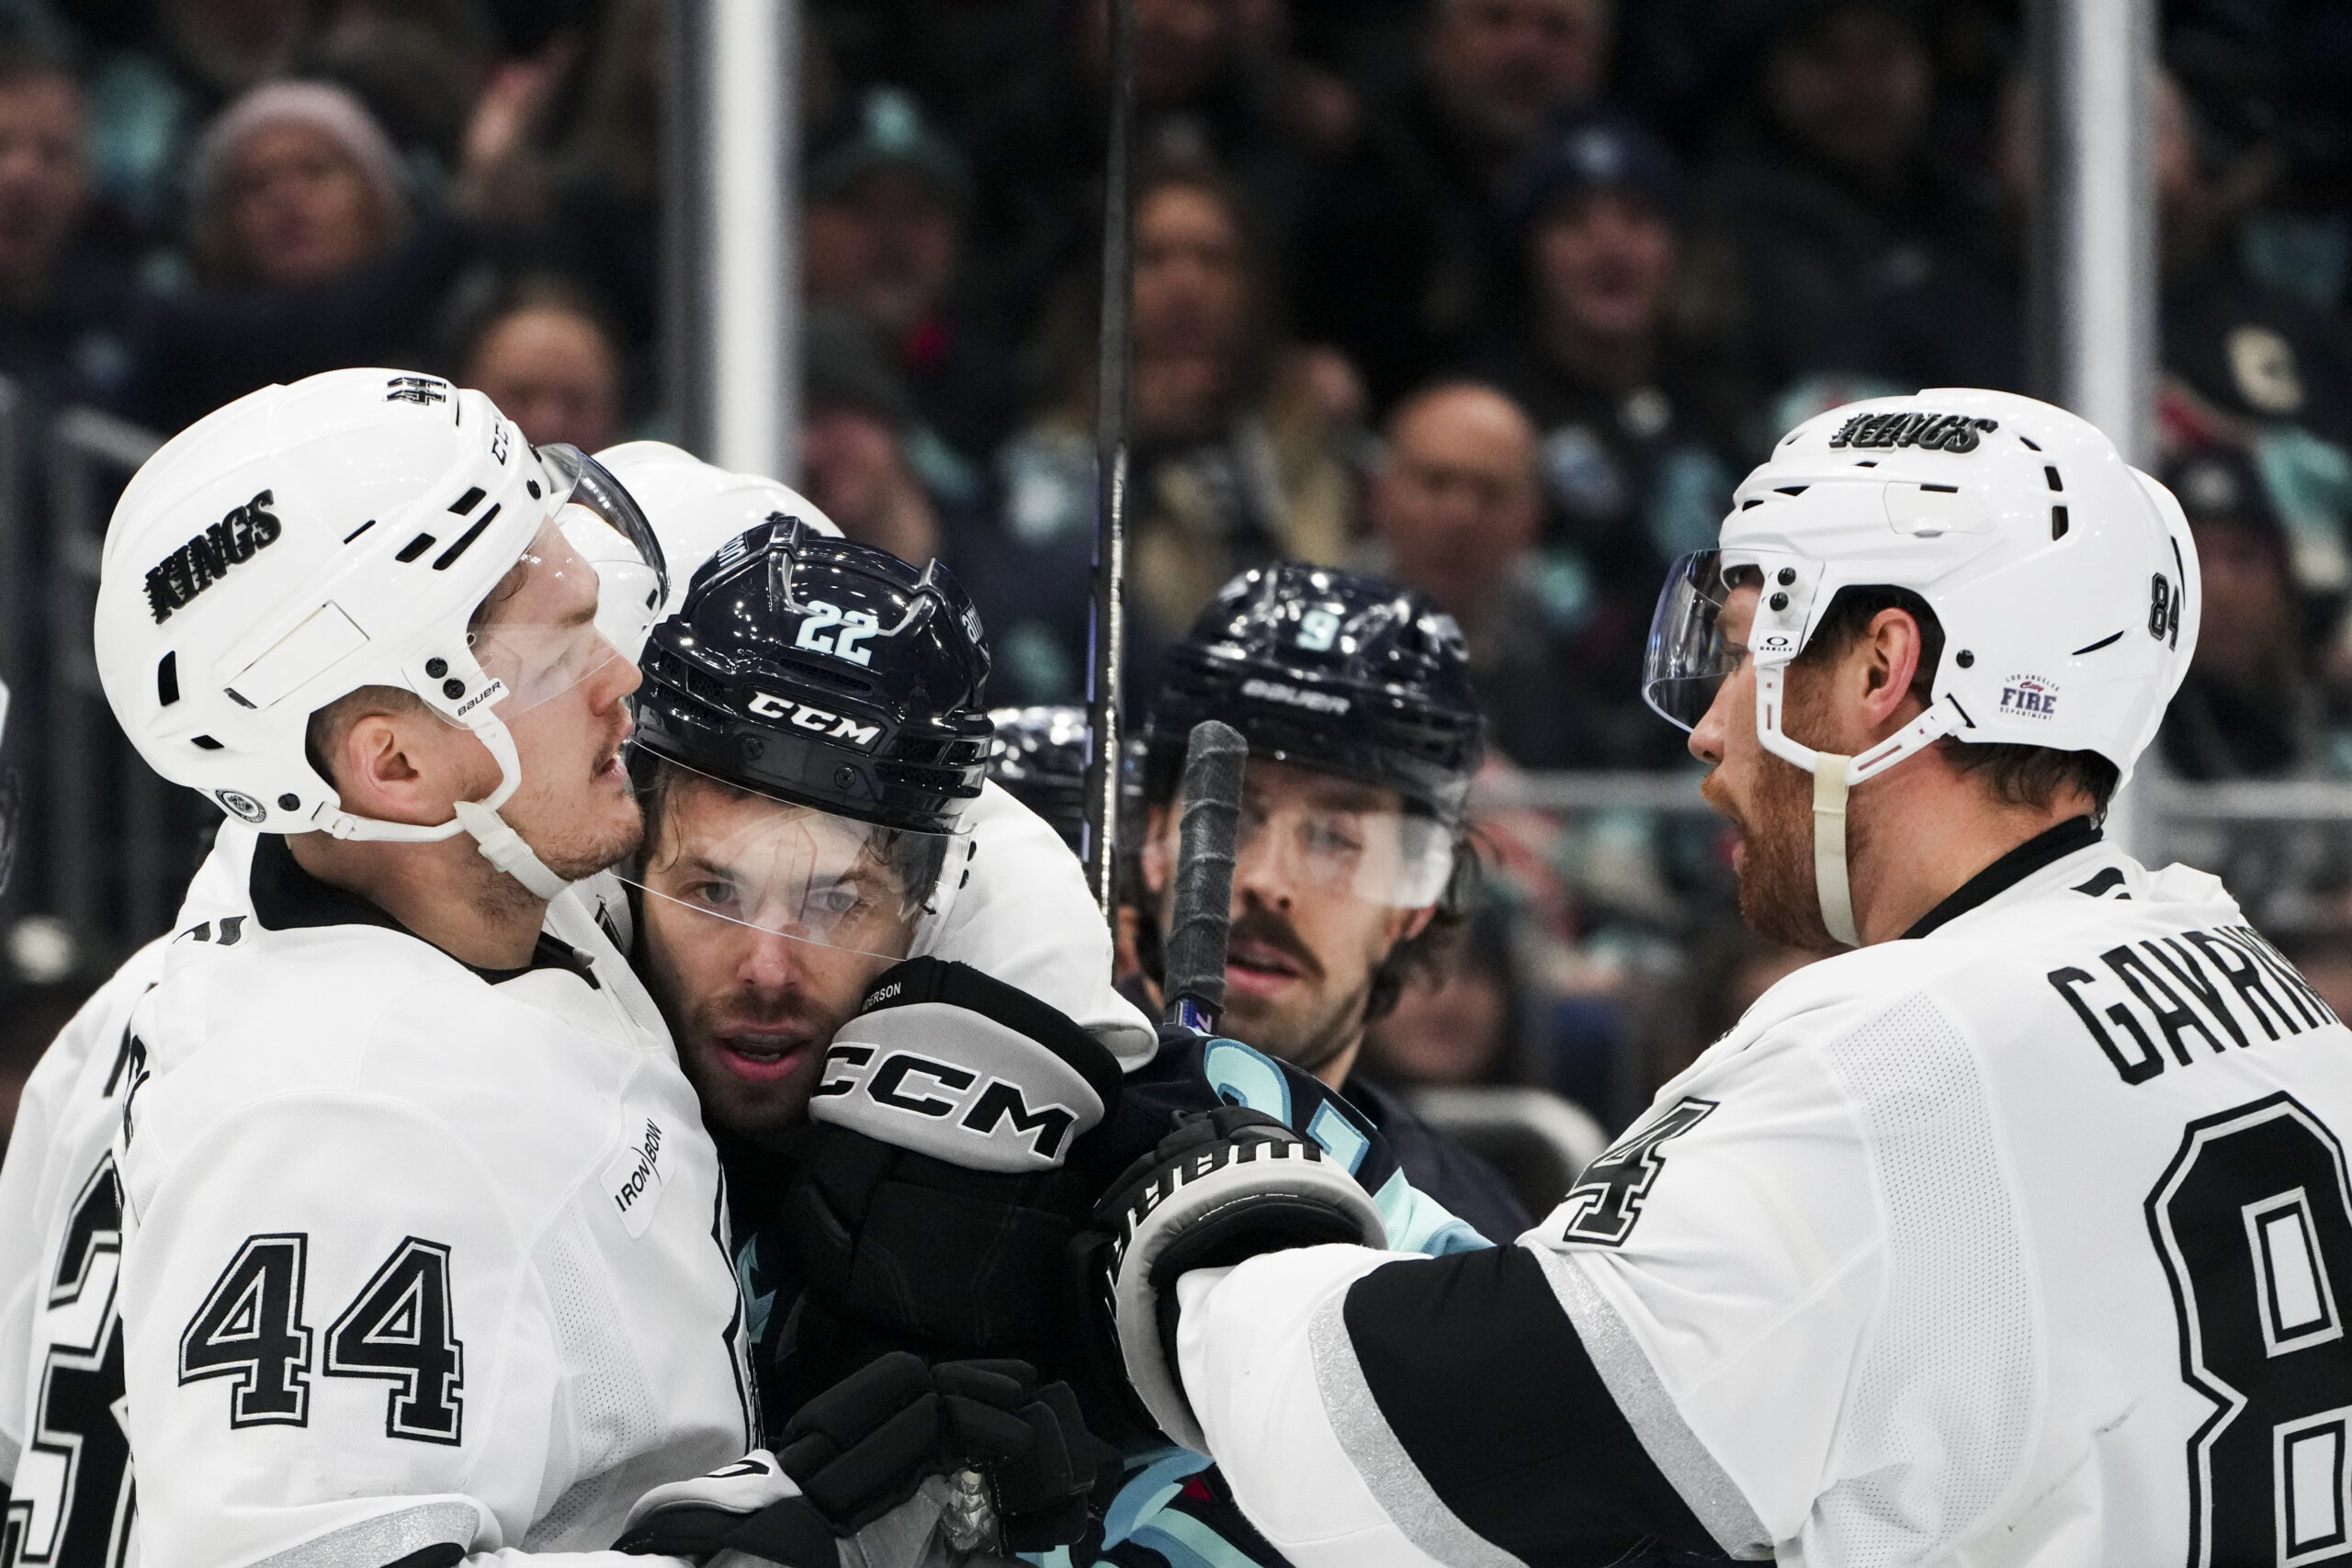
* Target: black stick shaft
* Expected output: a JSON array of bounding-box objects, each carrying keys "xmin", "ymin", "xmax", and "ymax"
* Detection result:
[
  {"xmin": 1163, "ymin": 720, "xmax": 1247, "ymax": 1032},
  {"xmin": 1082, "ymin": 0, "xmax": 1136, "ymax": 915}
]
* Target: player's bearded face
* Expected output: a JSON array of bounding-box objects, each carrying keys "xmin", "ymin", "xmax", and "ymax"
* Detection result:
[
  {"xmin": 635, "ymin": 776, "xmax": 912, "ymax": 1135},
  {"xmin": 1694, "ymin": 585, "xmax": 1841, "ymax": 953},
  {"xmin": 1147, "ymin": 759, "xmax": 1431, "ymax": 1079}
]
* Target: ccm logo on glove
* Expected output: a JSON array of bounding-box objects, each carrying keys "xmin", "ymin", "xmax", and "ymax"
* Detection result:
[
  {"xmin": 808, "ymin": 957, "xmax": 1120, "ymax": 1173},
  {"xmin": 812, "ymin": 1015, "xmax": 1102, "ymax": 1170}
]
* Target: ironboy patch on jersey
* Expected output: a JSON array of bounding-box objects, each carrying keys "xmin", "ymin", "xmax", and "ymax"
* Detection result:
[
  {"xmin": 602, "ymin": 1116, "xmax": 672, "ymax": 1238},
  {"xmin": 1555, "ymin": 1098, "xmax": 1716, "ymax": 1246},
  {"xmin": 143, "ymin": 491, "xmax": 282, "ymax": 624}
]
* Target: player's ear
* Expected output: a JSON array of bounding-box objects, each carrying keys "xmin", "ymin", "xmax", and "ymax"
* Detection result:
[
  {"xmin": 335, "ymin": 707, "xmax": 463, "ymax": 827},
  {"xmin": 1858, "ymin": 608, "xmax": 1928, "ymax": 728},
  {"xmin": 1386, "ymin": 904, "xmax": 1437, "ymax": 950},
  {"xmin": 1138, "ymin": 803, "xmax": 1173, "ymax": 895}
]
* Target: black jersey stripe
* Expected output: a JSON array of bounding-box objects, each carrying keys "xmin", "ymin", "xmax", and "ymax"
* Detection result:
[{"xmin": 1339, "ymin": 1245, "xmax": 1728, "ymax": 1564}]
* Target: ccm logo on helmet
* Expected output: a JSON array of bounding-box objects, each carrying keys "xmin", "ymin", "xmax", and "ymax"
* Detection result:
[
  {"xmin": 813, "ymin": 1043, "xmax": 1081, "ymax": 1161},
  {"xmin": 1240, "ymin": 677, "xmax": 1350, "ymax": 716},
  {"xmin": 1827, "ymin": 412, "xmax": 1998, "ymax": 453},
  {"xmin": 143, "ymin": 490, "xmax": 283, "ymax": 624},
  {"xmin": 745, "ymin": 691, "xmax": 883, "ymax": 749}
]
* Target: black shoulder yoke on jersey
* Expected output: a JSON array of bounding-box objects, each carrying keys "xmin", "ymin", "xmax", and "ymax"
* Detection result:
[
  {"xmin": 1902, "ymin": 814, "xmax": 2101, "ymax": 941},
  {"xmin": 243, "ymin": 831, "xmax": 601, "ymax": 988}
]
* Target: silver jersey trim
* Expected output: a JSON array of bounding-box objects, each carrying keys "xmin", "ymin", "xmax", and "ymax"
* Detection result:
[
  {"xmin": 1533, "ymin": 1247, "xmax": 1773, "ymax": 1558},
  {"xmin": 249, "ymin": 1501, "xmax": 481, "ymax": 1568},
  {"xmin": 1306, "ymin": 1289, "xmax": 1528, "ymax": 1568}
]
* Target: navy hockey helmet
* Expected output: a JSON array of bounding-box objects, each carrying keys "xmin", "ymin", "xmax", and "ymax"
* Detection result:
[
  {"xmin": 1144, "ymin": 564, "xmax": 1486, "ymax": 820},
  {"xmin": 987, "ymin": 705, "xmax": 1089, "ymax": 851},
  {"xmin": 632, "ymin": 517, "xmax": 995, "ymax": 836}
]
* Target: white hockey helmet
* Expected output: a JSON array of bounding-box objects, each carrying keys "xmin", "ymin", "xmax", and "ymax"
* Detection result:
[
  {"xmin": 1644, "ymin": 388, "xmax": 2199, "ymax": 946},
  {"xmin": 96, "ymin": 367, "xmax": 668, "ymax": 897},
  {"xmin": 594, "ymin": 440, "xmax": 842, "ymax": 615}
]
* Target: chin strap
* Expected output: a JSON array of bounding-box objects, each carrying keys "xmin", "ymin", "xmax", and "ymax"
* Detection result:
[
  {"xmin": 319, "ymin": 708, "xmax": 574, "ymax": 902},
  {"xmin": 1757, "ymin": 667, "xmax": 1964, "ymax": 951},
  {"xmin": 1812, "ymin": 754, "xmax": 1860, "ymax": 948},
  {"xmin": 451, "ymin": 798, "xmax": 572, "ymax": 900}
]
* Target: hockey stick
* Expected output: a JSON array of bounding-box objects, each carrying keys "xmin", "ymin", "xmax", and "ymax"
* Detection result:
[
  {"xmin": 1081, "ymin": 0, "xmax": 1136, "ymax": 916},
  {"xmin": 1162, "ymin": 719, "xmax": 1247, "ymax": 1032}
]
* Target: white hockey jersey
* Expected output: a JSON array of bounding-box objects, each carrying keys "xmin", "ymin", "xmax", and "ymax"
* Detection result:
[
  {"xmin": 1, "ymin": 934, "xmax": 164, "ymax": 1568},
  {"xmin": 2, "ymin": 824, "xmax": 262, "ymax": 1568},
  {"xmin": 1173, "ymin": 822, "xmax": 2352, "ymax": 1566},
  {"xmin": 108, "ymin": 826, "xmax": 754, "ymax": 1568}
]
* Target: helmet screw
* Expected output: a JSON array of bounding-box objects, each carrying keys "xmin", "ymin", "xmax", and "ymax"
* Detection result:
[
  {"xmin": 424, "ymin": 657, "xmax": 448, "ymax": 678},
  {"xmin": 834, "ymin": 765, "xmax": 857, "ymax": 788},
  {"xmin": 443, "ymin": 678, "xmax": 465, "ymax": 699},
  {"xmin": 277, "ymin": 793, "xmax": 300, "ymax": 811},
  {"xmin": 1769, "ymin": 592, "xmax": 1790, "ymax": 612},
  {"xmin": 1777, "ymin": 568, "xmax": 1797, "ymax": 585},
  {"xmin": 740, "ymin": 736, "xmax": 765, "ymax": 761},
  {"xmin": 1956, "ymin": 649, "xmax": 1975, "ymax": 668}
]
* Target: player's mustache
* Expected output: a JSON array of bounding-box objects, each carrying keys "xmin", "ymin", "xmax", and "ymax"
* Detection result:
[
  {"xmin": 1700, "ymin": 770, "xmax": 1741, "ymax": 829},
  {"xmin": 1227, "ymin": 906, "xmax": 1323, "ymax": 981},
  {"xmin": 698, "ymin": 984, "xmax": 830, "ymax": 1033}
]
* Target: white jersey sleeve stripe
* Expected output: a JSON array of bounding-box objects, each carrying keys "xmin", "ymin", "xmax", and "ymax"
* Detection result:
[
  {"xmin": 1532, "ymin": 1247, "xmax": 1771, "ymax": 1558},
  {"xmin": 1305, "ymin": 1292, "xmax": 1527, "ymax": 1568}
]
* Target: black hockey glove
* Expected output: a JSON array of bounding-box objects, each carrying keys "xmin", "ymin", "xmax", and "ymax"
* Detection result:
[
  {"xmin": 777, "ymin": 959, "xmax": 1122, "ymax": 1371},
  {"xmin": 616, "ymin": 1352, "xmax": 1112, "ymax": 1560},
  {"xmin": 1094, "ymin": 1104, "xmax": 1387, "ymax": 1454}
]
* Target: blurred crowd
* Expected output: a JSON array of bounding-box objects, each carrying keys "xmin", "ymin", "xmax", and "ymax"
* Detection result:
[{"xmin": 3, "ymin": 0, "xmax": 2351, "ymax": 1134}]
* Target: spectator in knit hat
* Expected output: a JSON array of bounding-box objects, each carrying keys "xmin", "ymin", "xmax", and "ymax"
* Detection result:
[
  {"xmin": 1470, "ymin": 114, "xmax": 1747, "ymax": 766},
  {"xmin": 113, "ymin": 80, "xmax": 474, "ymax": 434},
  {"xmin": 804, "ymin": 85, "xmax": 1018, "ymax": 487},
  {"xmin": 184, "ymin": 79, "xmax": 408, "ymax": 288}
]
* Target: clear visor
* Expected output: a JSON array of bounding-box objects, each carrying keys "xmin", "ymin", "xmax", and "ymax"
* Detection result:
[
  {"xmin": 458, "ymin": 448, "xmax": 665, "ymax": 719},
  {"xmin": 1642, "ymin": 549, "xmax": 1767, "ymax": 731},
  {"xmin": 541, "ymin": 443, "xmax": 668, "ymax": 661},
  {"xmin": 464, "ymin": 516, "xmax": 629, "ymax": 717},
  {"xmin": 1166, "ymin": 788, "xmax": 1456, "ymax": 909},
  {"xmin": 618, "ymin": 751, "xmax": 968, "ymax": 960}
]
